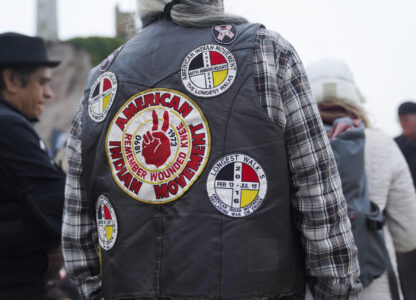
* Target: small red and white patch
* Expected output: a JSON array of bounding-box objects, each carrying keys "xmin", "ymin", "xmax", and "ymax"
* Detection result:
[
  {"xmin": 96, "ymin": 195, "xmax": 118, "ymax": 250},
  {"xmin": 211, "ymin": 24, "xmax": 238, "ymax": 44},
  {"xmin": 106, "ymin": 89, "xmax": 210, "ymax": 204},
  {"xmin": 207, "ymin": 153, "xmax": 267, "ymax": 218},
  {"xmin": 88, "ymin": 72, "xmax": 118, "ymax": 122},
  {"xmin": 181, "ymin": 44, "xmax": 237, "ymax": 98}
]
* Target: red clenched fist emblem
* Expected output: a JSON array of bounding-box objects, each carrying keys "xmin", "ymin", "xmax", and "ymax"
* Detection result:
[{"xmin": 142, "ymin": 110, "xmax": 171, "ymax": 168}]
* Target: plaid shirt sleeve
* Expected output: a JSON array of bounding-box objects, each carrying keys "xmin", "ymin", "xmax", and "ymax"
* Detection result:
[
  {"xmin": 253, "ymin": 27, "xmax": 362, "ymax": 299},
  {"xmin": 62, "ymin": 101, "xmax": 103, "ymax": 300}
]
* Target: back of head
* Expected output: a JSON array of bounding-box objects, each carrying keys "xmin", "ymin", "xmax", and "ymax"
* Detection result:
[
  {"xmin": 137, "ymin": 0, "xmax": 248, "ymax": 28},
  {"xmin": 306, "ymin": 58, "xmax": 369, "ymax": 127}
]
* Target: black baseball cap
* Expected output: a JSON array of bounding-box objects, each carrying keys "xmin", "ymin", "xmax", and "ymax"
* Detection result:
[
  {"xmin": 0, "ymin": 32, "xmax": 60, "ymax": 67},
  {"xmin": 398, "ymin": 101, "xmax": 416, "ymax": 115}
]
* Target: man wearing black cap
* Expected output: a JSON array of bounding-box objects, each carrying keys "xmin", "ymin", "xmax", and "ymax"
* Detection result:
[
  {"xmin": 395, "ymin": 100, "xmax": 416, "ymax": 300},
  {"xmin": 0, "ymin": 32, "xmax": 65, "ymax": 300}
]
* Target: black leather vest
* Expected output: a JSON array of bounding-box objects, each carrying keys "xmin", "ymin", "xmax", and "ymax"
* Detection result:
[{"xmin": 81, "ymin": 21, "xmax": 305, "ymax": 299}]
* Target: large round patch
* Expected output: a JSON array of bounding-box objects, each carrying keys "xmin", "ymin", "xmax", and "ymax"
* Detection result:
[
  {"xmin": 181, "ymin": 44, "xmax": 237, "ymax": 98},
  {"xmin": 88, "ymin": 72, "xmax": 118, "ymax": 122},
  {"xmin": 207, "ymin": 153, "xmax": 267, "ymax": 218},
  {"xmin": 96, "ymin": 195, "xmax": 118, "ymax": 250},
  {"xmin": 106, "ymin": 89, "xmax": 210, "ymax": 204}
]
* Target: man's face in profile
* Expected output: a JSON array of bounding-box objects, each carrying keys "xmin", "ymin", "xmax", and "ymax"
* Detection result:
[{"xmin": 14, "ymin": 67, "xmax": 53, "ymax": 119}]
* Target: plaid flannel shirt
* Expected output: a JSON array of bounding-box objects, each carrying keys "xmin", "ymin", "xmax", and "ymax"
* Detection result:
[{"xmin": 62, "ymin": 27, "xmax": 362, "ymax": 300}]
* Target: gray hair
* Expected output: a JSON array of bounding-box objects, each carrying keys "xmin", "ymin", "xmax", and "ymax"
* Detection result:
[
  {"xmin": 137, "ymin": 0, "xmax": 248, "ymax": 28},
  {"xmin": 0, "ymin": 65, "xmax": 38, "ymax": 94}
]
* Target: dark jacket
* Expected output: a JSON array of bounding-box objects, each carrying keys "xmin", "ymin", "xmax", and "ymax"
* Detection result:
[
  {"xmin": 394, "ymin": 135, "xmax": 416, "ymax": 188},
  {"xmin": 0, "ymin": 97, "xmax": 65, "ymax": 299},
  {"xmin": 394, "ymin": 134, "xmax": 416, "ymax": 300},
  {"xmin": 81, "ymin": 21, "xmax": 305, "ymax": 299}
]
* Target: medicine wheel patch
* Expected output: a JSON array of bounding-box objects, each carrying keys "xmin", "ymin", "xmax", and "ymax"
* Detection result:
[
  {"xmin": 207, "ymin": 153, "xmax": 267, "ymax": 218},
  {"xmin": 88, "ymin": 72, "xmax": 118, "ymax": 122},
  {"xmin": 106, "ymin": 88, "xmax": 210, "ymax": 204},
  {"xmin": 96, "ymin": 195, "xmax": 118, "ymax": 250},
  {"xmin": 181, "ymin": 44, "xmax": 237, "ymax": 98}
]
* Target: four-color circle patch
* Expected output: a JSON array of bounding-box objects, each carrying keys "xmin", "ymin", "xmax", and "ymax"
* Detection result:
[
  {"xmin": 106, "ymin": 88, "xmax": 210, "ymax": 204},
  {"xmin": 207, "ymin": 153, "xmax": 267, "ymax": 218},
  {"xmin": 181, "ymin": 44, "xmax": 237, "ymax": 98},
  {"xmin": 96, "ymin": 195, "xmax": 118, "ymax": 250},
  {"xmin": 88, "ymin": 72, "xmax": 118, "ymax": 122}
]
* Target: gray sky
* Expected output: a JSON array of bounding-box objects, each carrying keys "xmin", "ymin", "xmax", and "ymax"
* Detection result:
[{"xmin": 1, "ymin": 0, "xmax": 415, "ymax": 136}]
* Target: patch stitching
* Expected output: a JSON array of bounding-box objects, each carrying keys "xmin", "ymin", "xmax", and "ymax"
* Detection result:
[
  {"xmin": 207, "ymin": 153, "xmax": 267, "ymax": 218},
  {"xmin": 106, "ymin": 88, "xmax": 211, "ymax": 204},
  {"xmin": 96, "ymin": 195, "xmax": 118, "ymax": 251},
  {"xmin": 88, "ymin": 72, "xmax": 118, "ymax": 123},
  {"xmin": 211, "ymin": 24, "xmax": 238, "ymax": 44},
  {"xmin": 181, "ymin": 44, "xmax": 237, "ymax": 98}
]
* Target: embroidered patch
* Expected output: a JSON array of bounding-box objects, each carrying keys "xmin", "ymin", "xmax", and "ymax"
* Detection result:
[
  {"xmin": 207, "ymin": 153, "xmax": 267, "ymax": 218},
  {"xmin": 100, "ymin": 45, "xmax": 124, "ymax": 72},
  {"xmin": 88, "ymin": 72, "xmax": 118, "ymax": 122},
  {"xmin": 211, "ymin": 24, "xmax": 238, "ymax": 44},
  {"xmin": 181, "ymin": 44, "xmax": 237, "ymax": 98},
  {"xmin": 106, "ymin": 89, "xmax": 210, "ymax": 204},
  {"xmin": 96, "ymin": 195, "xmax": 118, "ymax": 250}
]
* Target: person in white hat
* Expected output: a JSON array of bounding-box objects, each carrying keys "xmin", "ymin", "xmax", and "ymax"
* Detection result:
[{"xmin": 307, "ymin": 58, "xmax": 416, "ymax": 300}]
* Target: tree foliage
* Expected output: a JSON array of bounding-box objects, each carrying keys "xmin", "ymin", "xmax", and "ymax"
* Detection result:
[{"xmin": 68, "ymin": 36, "xmax": 125, "ymax": 66}]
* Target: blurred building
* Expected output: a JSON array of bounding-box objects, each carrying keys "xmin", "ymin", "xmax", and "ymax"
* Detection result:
[
  {"xmin": 36, "ymin": 42, "xmax": 91, "ymax": 146},
  {"xmin": 37, "ymin": 0, "xmax": 58, "ymax": 41},
  {"xmin": 35, "ymin": 2, "xmax": 141, "ymax": 146},
  {"xmin": 115, "ymin": 5, "xmax": 137, "ymax": 40}
]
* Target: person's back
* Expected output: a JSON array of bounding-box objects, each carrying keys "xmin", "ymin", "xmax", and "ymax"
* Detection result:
[
  {"xmin": 307, "ymin": 58, "xmax": 416, "ymax": 300},
  {"xmin": 362, "ymin": 128, "xmax": 416, "ymax": 300},
  {"xmin": 63, "ymin": 1, "xmax": 362, "ymax": 299},
  {"xmin": 82, "ymin": 20, "xmax": 306, "ymax": 299}
]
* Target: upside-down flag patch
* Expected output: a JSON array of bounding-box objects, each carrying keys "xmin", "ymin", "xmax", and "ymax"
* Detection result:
[
  {"xmin": 96, "ymin": 195, "xmax": 118, "ymax": 250},
  {"xmin": 181, "ymin": 44, "xmax": 237, "ymax": 98},
  {"xmin": 207, "ymin": 153, "xmax": 267, "ymax": 218},
  {"xmin": 106, "ymin": 88, "xmax": 210, "ymax": 204},
  {"xmin": 211, "ymin": 24, "xmax": 238, "ymax": 44},
  {"xmin": 88, "ymin": 72, "xmax": 118, "ymax": 122}
]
